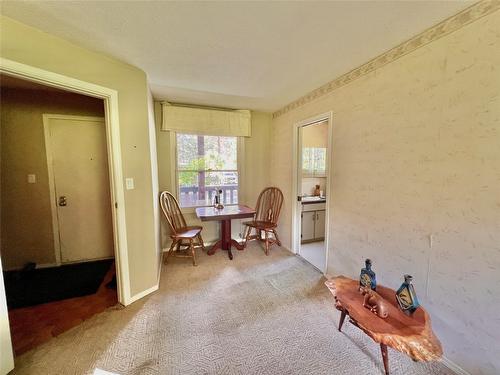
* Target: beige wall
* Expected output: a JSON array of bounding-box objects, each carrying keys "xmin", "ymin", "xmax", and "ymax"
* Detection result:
[
  {"xmin": 270, "ymin": 11, "xmax": 500, "ymax": 374},
  {"xmin": 154, "ymin": 103, "xmax": 272, "ymax": 247},
  {"xmin": 0, "ymin": 87, "xmax": 105, "ymax": 269},
  {"xmin": 0, "ymin": 16, "xmax": 160, "ymax": 297},
  {"xmin": 302, "ymin": 120, "xmax": 328, "ymax": 148}
]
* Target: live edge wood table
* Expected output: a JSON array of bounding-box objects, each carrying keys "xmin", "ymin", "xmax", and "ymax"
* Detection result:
[
  {"xmin": 325, "ymin": 276, "xmax": 442, "ymax": 375},
  {"xmin": 195, "ymin": 205, "xmax": 256, "ymax": 260}
]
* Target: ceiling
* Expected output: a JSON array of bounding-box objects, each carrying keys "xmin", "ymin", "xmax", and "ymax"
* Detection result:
[{"xmin": 1, "ymin": 1, "xmax": 473, "ymax": 112}]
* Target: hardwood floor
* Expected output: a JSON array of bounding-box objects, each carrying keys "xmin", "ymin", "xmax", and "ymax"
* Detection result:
[{"xmin": 8, "ymin": 263, "xmax": 118, "ymax": 355}]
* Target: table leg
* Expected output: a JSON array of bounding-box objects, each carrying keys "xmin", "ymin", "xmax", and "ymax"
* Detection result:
[
  {"xmin": 207, "ymin": 219, "xmax": 245, "ymax": 259},
  {"xmin": 380, "ymin": 343, "xmax": 389, "ymax": 375},
  {"xmin": 338, "ymin": 309, "xmax": 347, "ymax": 332},
  {"xmin": 231, "ymin": 239, "xmax": 245, "ymax": 251},
  {"xmin": 207, "ymin": 240, "xmax": 222, "ymax": 256},
  {"xmin": 221, "ymin": 220, "xmax": 233, "ymax": 260}
]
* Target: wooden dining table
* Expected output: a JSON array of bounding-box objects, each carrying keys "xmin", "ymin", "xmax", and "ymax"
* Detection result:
[{"xmin": 195, "ymin": 204, "xmax": 256, "ymax": 260}]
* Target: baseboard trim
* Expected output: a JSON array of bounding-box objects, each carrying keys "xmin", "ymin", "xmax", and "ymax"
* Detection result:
[
  {"xmin": 126, "ymin": 284, "xmax": 159, "ymax": 305},
  {"xmin": 440, "ymin": 356, "xmax": 470, "ymax": 375}
]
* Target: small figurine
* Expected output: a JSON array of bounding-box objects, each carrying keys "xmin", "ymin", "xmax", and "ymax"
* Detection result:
[
  {"xmin": 360, "ymin": 287, "xmax": 389, "ymax": 319},
  {"xmin": 314, "ymin": 184, "xmax": 321, "ymax": 196},
  {"xmin": 359, "ymin": 258, "xmax": 377, "ymax": 290},
  {"xmin": 396, "ymin": 274, "xmax": 420, "ymax": 315},
  {"xmin": 213, "ymin": 189, "xmax": 224, "ymax": 209}
]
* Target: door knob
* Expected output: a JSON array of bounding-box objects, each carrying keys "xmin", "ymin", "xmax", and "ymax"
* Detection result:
[{"xmin": 58, "ymin": 196, "xmax": 67, "ymax": 206}]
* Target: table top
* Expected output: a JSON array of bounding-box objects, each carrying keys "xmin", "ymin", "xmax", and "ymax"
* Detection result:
[
  {"xmin": 195, "ymin": 204, "xmax": 256, "ymax": 222},
  {"xmin": 325, "ymin": 276, "xmax": 442, "ymax": 361}
]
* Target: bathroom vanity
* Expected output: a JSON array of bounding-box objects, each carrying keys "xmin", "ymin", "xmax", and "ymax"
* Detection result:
[{"xmin": 301, "ymin": 199, "xmax": 326, "ymax": 243}]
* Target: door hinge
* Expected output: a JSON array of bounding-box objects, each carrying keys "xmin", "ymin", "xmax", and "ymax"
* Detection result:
[{"xmin": 115, "ymin": 202, "xmax": 118, "ymax": 208}]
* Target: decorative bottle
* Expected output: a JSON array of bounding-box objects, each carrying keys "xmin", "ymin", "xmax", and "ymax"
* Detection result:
[
  {"xmin": 396, "ymin": 274, "xmax": 420, "ymax": 315},
  {"xmin": 213, "ymin": 189, "xmax": 224, "ymax": 209},
  {"xmin": 359, "ymin": 259, "xmax": 376, "ymax": 291}
]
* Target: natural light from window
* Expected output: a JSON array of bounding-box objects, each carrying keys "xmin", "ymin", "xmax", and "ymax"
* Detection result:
[{"xmin": 176, "ymin": 134, "xmax": 238, "ymax": 208}]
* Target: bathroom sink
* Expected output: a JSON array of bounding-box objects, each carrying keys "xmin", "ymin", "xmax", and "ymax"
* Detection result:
[{"xmin": 301, "ymin": 196, "xmax": 325, "ymax": 202}]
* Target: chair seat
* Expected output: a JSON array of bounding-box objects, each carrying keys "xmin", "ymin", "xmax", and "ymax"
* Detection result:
[
  {"xmin": 174, "ymin": 226, "xmax": 202, "ymax": 239},
  {"xmin": 242, "ymin": 220, "xmax": 277, "ymax": 229}
]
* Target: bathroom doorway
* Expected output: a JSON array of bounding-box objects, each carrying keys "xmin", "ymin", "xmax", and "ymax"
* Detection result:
[{"xmin": 292, "ymin": 113, "xmax": 332, "ymax": 273}]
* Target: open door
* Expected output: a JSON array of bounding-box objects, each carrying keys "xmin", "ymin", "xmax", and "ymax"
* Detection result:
[
  {"xmin": 0, "ymin": 257, "xmax": 15, "ymax": 374},
  {"xmin": 292, "ymin": 112, "xmax": 332, "ymax": 274}
]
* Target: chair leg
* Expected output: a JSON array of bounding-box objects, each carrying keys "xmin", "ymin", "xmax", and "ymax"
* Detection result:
[
  {"xmin": 190, "ymin": 239, "xmax": 197, "ymax": 266},
  {"xmin": 164, "ymin": 239, "xmax": 177, "ymax": 264},
  {"xmin": 273, "ymin": 229, "xmax": 281, "ymax": 246},
  {"xmin": 197, "ymin": 233, "xmax": 205, "ymax": 252},
  {"xmin": 244, "ymin": 226, "xmax": 252, "ymax": 246},
  {"xmin": 264, "ymin": 230, "xmax": 269, "ymax": 255}
]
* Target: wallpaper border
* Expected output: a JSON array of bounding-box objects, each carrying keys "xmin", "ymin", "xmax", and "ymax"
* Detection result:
[{"xmin": 272, "ymin": 0, "xmax": 500, "ymax": 118}]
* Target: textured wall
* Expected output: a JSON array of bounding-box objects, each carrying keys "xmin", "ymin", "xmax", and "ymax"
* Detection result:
[
  {"xmin": 270, "ymin": 11, "xmax": 500, "ymax": 374},
  {"xmin": 0, "ymin": 87, "xmax": 104, "ymax": 269}
]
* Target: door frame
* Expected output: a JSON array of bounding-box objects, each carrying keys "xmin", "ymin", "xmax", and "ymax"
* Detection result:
[
  {"xmin": 43, "ymin": 114, "xmax": 115, "ymax": 265},
  {"xmin": 0, "ymin": 58, "xmax": 131, "ymax": 305},
  {"xmin": 291, "ymin": 111, "xmax": 333, "ymax": 274}
]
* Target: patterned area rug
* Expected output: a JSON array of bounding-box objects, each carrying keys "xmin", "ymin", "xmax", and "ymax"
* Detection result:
[{"xmin": 12, "ymin": 244, "xmax": 451, "ymax": 375}]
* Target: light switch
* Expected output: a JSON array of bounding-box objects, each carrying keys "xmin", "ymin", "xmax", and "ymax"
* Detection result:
[
  {"xmin": 125, "ymin": 178, "xmax": 135, "ymax": 190},
  {"xmin": 27, "ymin": 174, "xmax": 36, "ymax": 184}
]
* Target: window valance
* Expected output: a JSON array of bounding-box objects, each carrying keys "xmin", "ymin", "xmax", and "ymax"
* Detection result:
[{"xmin": 161, "ymin": 102, "xmax": 251, "ymax": 137}]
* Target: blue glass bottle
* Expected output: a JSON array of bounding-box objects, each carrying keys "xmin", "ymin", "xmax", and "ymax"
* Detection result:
[
  {"xmin": 359, "ymin": 259, "xmax": 376, "ymax": 290},
  {"xmin": 396, "ymin": 274, "xmax": 420, "ymax": 315}
]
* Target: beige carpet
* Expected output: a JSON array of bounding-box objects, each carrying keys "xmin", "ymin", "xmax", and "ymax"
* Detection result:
[{"xmin": 12, "ymin": 243, "xmax": 451, "ymax": 375}]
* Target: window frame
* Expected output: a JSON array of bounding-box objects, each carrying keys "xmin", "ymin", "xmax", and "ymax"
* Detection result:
[{"xmin": 169, "ymin": 131, "xmax": 245, "ymax": 212}]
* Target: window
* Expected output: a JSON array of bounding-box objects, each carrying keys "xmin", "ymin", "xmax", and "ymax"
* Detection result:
[
  {"xmin": 302, "ymin": 147, "xmax": 326, "ymax": 177},
  {"xmin": 176, "ymin": 133, "xmax": 239, "ymax": 208}
]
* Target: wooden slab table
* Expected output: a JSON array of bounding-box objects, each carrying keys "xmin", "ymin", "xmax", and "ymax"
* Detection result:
[
  {"xmin": 195, "ymin": 205, "xmax": 255, "ymax": 260},
  {"xmin": 325, "ymin": 276, "xmax": 442, "ymax": 375}
]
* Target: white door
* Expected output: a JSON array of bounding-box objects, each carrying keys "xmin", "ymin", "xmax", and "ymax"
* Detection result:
[
  {"xmin": 0, "ymin": 257, "xmax": 14, "ymax": 374},
  {"xmin": 46, "ymin": 116, "xmax": 114, "ymax": 263}
]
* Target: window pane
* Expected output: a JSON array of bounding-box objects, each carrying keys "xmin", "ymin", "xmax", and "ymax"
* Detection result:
[
  {"xmin": 302, "ymin": 148, "xmax": 312, "ymax": 172},
  {"xmin": 313, "ymin": 148, "xmax": 326, "ymax": 172},
  {"xmin": 176, "ymin": 134, "xmax": 238, "ymax": 207},
  {"xmin": 177, "ymin": 134, "xmax": 237, "ymax": 171},
  {"xmin": 177, "ymin": 134, "xmax": 200, "ymax": 170}
]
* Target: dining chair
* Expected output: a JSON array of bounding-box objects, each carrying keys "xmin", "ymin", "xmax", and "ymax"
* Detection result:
[
  {"xmin": 160, "ymin": 191, "xmax": 205, "ymax": 266},
  {"xmin": 242, "ymin": 187, "xmax": 284, "ymax": 255}
]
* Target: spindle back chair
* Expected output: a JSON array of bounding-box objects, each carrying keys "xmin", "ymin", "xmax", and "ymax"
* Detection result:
[
  {"xmin": 160, "ymin": 191, "xmax": 205, "ymax": 266},
  {"xmin": 243, "ymin": 187, "xmax": 283, "ymax": 255}
]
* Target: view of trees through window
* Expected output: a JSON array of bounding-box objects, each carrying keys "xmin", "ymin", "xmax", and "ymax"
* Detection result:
[
  {"xmin": 177, "ymin": 134, "xmax": 238, "ymax": 207},
  {"xmin": 302, "ymin": 147, "xmax": 326, "ymax": 176}
]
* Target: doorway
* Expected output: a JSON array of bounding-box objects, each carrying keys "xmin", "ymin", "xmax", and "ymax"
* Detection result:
[
  {"xmin": 0, "ymin": 75, "xmax": 118, "ymax": 355},
  {"xmin": 292, "ymin": 113, "xmax": 332, "ymax": 273}
]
